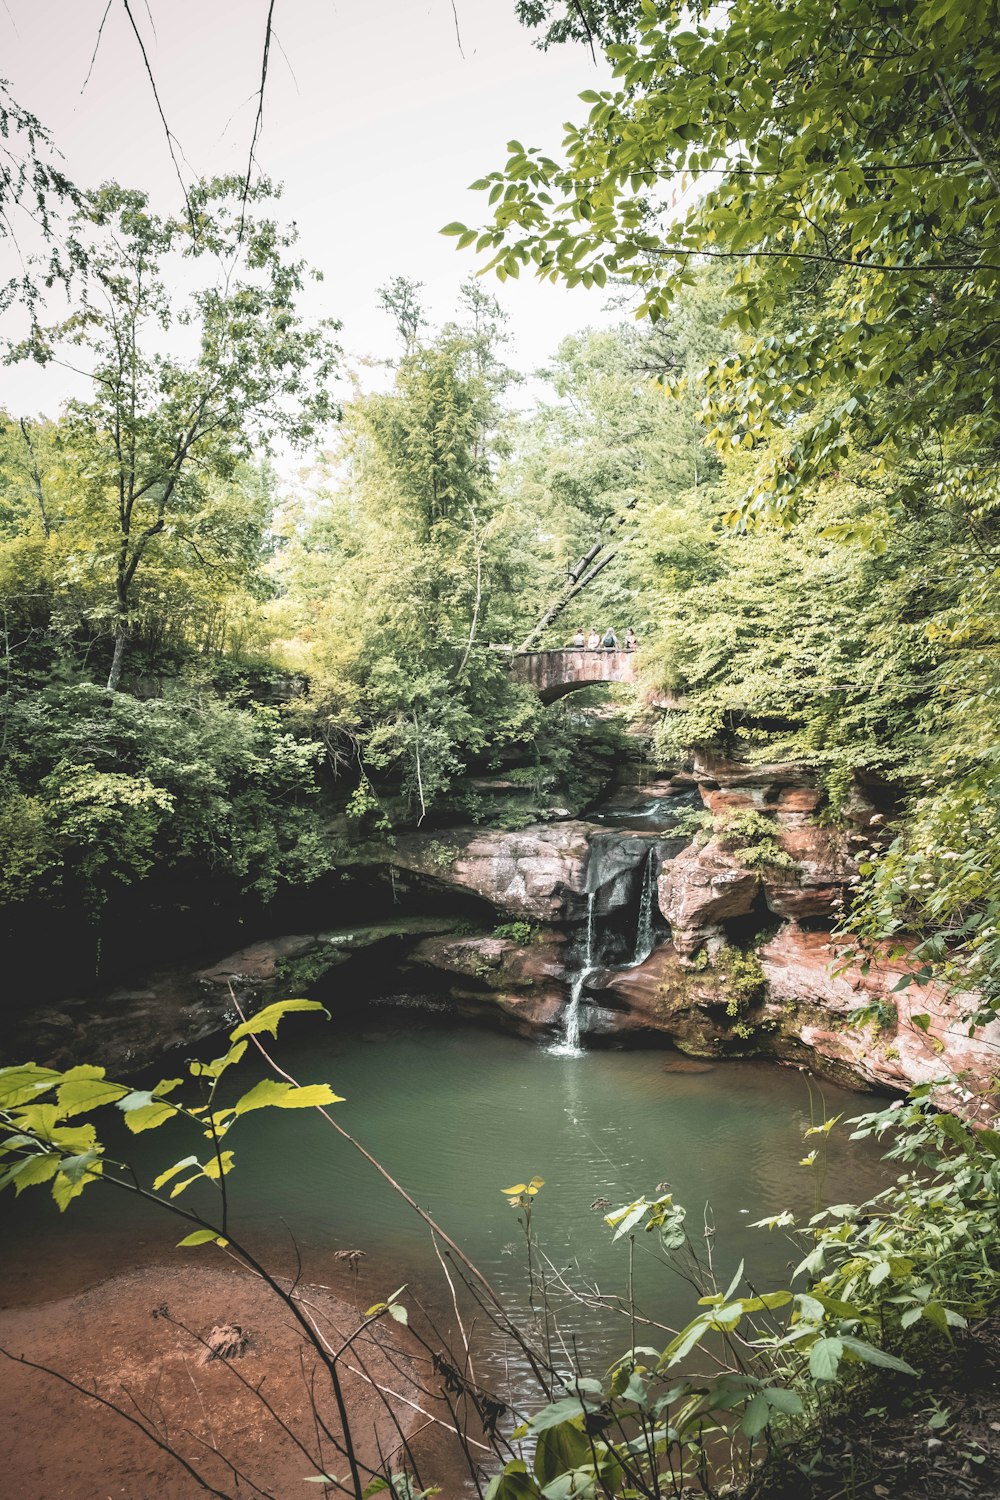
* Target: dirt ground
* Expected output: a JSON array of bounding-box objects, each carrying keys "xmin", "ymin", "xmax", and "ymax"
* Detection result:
[{"xmin": 0, "ymin": 1260, "xmax": 434, "ymax": 1500}]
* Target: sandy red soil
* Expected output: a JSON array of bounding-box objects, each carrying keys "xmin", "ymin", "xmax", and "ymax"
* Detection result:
[{"xmin": 0, "ymin": 1261, "xmax": 430, "ymax": 1499}]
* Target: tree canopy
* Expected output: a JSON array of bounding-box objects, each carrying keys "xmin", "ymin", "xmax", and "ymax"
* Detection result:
[{"xmin": 456, "ymin": 0, "xmax": 1000, "ymax": 531}]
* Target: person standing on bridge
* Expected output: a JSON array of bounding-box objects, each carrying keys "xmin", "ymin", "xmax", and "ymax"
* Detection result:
[
  {"xmin": 624, "ymin": 627, "xmax": 637, "ymax": 651},
  {"xmin": 602, "ymin": 626, "xmax": 618, "ymax": 650},
  {"xmin": 570, "ymin": 628, "xmax": 585, "ymax": 647},
  {"xmin": 587, "ymin": 627, "xmax": 600, "ymax": 651}
]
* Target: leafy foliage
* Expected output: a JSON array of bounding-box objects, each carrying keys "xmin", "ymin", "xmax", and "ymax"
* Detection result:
[
  {"xmin": 8, "ymin": 178, "xmax": 339, "ymax": 690},
  {"xmin": 467, "ymin": 0, "xmax": 1000, "ymax": 532},
  {"xmin": 0, "ymin": 685, "xmax": 335, "ymax": 909},
  {"xmin": 0, "ymin": 999, "xmax": 337, "ymax": 1218}
]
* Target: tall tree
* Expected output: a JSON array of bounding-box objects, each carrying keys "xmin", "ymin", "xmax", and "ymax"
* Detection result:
[{"xmin": 11, "ymin": 177, "xmax": 339, "ymax": 690}]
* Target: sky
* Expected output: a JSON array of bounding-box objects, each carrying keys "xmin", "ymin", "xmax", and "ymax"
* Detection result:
[{"xmin": 0, "ymin": 0, "xmax": 621, "ymax": 416}]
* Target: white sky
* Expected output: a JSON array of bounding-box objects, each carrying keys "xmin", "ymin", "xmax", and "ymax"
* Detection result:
[{"xmin": 0, "ymin": 0, "xmax": 620, "ymax": 417}]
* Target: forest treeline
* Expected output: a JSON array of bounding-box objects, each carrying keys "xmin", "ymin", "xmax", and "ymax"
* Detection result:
[
  {"xmin": 1, "ymin": 262, "xmax": 996, "ymax": 1013},
  {"xmin": 1, "ymin": 0, "xmax": 999, "ymax": 1021}
]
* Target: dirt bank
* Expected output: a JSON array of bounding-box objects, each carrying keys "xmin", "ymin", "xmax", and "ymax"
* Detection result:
[{"xmin": 0, "ymin": 1261, "xmax": 431, "ymax": 1500}]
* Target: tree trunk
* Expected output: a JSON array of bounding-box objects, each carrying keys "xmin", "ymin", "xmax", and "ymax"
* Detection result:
[{"xmin": 106, "ymin": 625, "xmax": 128, "ymax": 692}]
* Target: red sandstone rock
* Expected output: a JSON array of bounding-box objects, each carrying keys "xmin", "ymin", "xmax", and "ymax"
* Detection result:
[
  {"xmin": 410, "ymin": 932, "xmax": 566, "ymax": 991},
  {"xmin": 657, "ymin": 838, "xmax": 759, "ymax": 958},
  {"xmin": 701, "ymin": 788, "xmax": 757, "ymax": 813},
  {"xmin": 691, "ymin": 751, "xmax": 816, "ymax": 789},
  {"xmin": 759, "ymin": 925, "xmax": 999, "ymax": 1120},
  {"xmin": 392, "ymin": 823, "xmax": 593, "ymax": 921},
  {"xmin": 763, "ymin": 821, "xmax": 855, "ymax": 921},
  {"xmin": 776, "ymin": 787, "xmax": 824, "ymax": 814}
]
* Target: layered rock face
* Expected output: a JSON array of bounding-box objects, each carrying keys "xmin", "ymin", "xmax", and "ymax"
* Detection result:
[
  {"xmin": 13, "ymin": 756, "xmax": 997, "ymax": 1122},
  {"xmin": 389, "ymin": 823, "xmax": 592, "ymax": 922},
  {"xmin": 409, "ymin": 931, "xmax": 567, "ymax": 1033},
  {"xmin": 626, "ymin": 758, "xmax": 994, "ymax": 1120},
  {"xmin": 10, "ymin": 918, "xmax": 461, "ymax": 1073},
  {"xmin": 386, "ymin": 757, "xmax": 996, "ymax": 1120}
]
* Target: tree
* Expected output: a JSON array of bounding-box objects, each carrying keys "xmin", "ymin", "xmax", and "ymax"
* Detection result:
[
  {"xmin": 377, "ymin": 274, "xmax": 428, "ymax": 352},
  {"xmin": 461, "ymin": 0, "xmax": 1000, "ymax": 1013},
  {"xmin": 275, "ymin": 301, "xmax": 545, "ymax": 821},
  {"xmin": 11, "ymin": 178, "xmax": 340, "ymax": 691},
  {"xmin": 458, "ymin": 0, "xmax": 1000, "ymax": 530},
  {"xmin": 515, "ymin": 0, "xmax": 641, "ymax": 50},
  {"xmin": 0, "ymin": 80, "xmax": 78, "ymax": 319},
  {"xmin": 504, "ymin": 269, "xmax": 730, "ymax": 648}
]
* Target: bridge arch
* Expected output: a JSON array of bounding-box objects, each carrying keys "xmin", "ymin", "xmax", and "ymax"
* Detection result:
[
  {"xmin": 507, "ymin": 648, "xmax": 685, "ymax": 708},
  {"xmin": 509, "ymin": 648, "xmax": 639, "ymax": 704}
]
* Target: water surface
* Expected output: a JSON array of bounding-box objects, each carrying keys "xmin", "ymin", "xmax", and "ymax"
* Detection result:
[{"xmin": 3, "ymin": 1020, "xmax": 891, "ymax": 1376}]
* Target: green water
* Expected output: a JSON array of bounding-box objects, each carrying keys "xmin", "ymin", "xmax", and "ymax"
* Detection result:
[{"xmin": 3, "ymin": 1018, "xmax": 892, "ymax": 1377}]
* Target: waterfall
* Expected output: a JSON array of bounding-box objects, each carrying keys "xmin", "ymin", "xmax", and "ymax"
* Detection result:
[
  {"xmin": 629, "ymin": 849, "xmax": 658, "ymax": 968},
  {"xmin": 549, "ymin": 891, "xmax": 595, "ymax": 1057}
]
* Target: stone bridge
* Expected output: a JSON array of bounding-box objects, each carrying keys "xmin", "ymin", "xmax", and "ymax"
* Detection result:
[
  {"xmin": 508, "ymin": 649, "xmax": 686, "ymax": 707},
  {"xmin": 506, "ymin": 649, "xmax": 641, "ymax": 703}
]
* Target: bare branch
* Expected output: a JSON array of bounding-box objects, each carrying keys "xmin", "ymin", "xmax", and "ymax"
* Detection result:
[
  {"xmin": 240, "ymin": 0, "xmax": 277, "ymax": 237},
  {"xmin": 120, "ymin": 0, "xmax": 194, "ymax": 226},
  {"xmin": 81, "ymin": 1, "xmax": 114, "ymax": 94}
]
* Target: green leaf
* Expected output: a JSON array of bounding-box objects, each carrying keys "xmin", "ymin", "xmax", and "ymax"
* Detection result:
[
  {"xmin": 52, "ymin": 1150, "xmax": 103, "ymax": 1210},
  {"xmin": 190, "ymin": 1042, "xmax": 248, "ymax": 1080},
  {"xmin": 809, "ymin": 1337, "xmax": 844, "ymax": 1381},
  {"xmin": 839, "ymin": 1336, "xmax": 917, "ymax": 1375},
  {"xmin": 231, "ymin": 1079, "xmax": 343, "ymax": 1117},
  {"xmin": 0, "ymin": 1064, "xmax": 61, "ymax": 1108},
  {"xmin": 485, "ymin": 1467, "xmax": 543, "ymax": 1500},
  {"xmin": 528, "ymin": 1396, "xmax": 592, "ymax": 1433},
  {"xmin": 10, "ymin": 1153, "xmax": 60, "ymax": 1194},
  {"xmin": 122, "ymin": 1099, "xmax": 177, "ymax": 1133},
  {"xmin": 763, "ymin": 1387, "xmax": 804, "ymax": 1415},
  {"xmin": 228, "ymin": 1000, "xmax": 329, "ymax": 1042},
  {"xmin": 534, "ymin": 1420, "xmax": 591, "ymax": 1488},
  {"xmin": 176, "ymin": 1229, "xmax": 229, "ymax": 1247},
  {"xmin": 740, "ymin": 1391, "xmax": 771, "ymax": 1437},
  {"xmin": 663, "ymin": 1314, "xmax": 712, "ymax": 1366},
  {"xmin": 202, "ymin": 1150, "xmax": 235, "ymax": 1181},
  {"xmin": 56, "ymin": 1076, "xmax": 128, "ymax": 1116},
  {"xmin": 153, "ymin": 1155, "xmax": 199, "ymax": 1192}
]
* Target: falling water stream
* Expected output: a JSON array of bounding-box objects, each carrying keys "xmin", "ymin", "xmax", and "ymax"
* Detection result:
[
  {"xmin": 551, "ymin": 834, "xmax": 664, "ymax": 1052},
  {"xmin": 549, "ymin": 890, "xmax": 595, "ymax": 1056},
  {"xmin": 630, "ymin": 847, "xmax": 658, "ymax": 968}
]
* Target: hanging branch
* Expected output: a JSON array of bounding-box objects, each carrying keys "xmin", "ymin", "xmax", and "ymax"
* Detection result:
[
  {"xmin": 516, "ymin": 497, "xmax": 637, "ymax": 653},
  {"xmin": 240, "ymin": 0, "xmax": 277, "ymax": 236},
  {"xmin": 120, "ymin": 0, "xmax": 194, "ymax": 227}
]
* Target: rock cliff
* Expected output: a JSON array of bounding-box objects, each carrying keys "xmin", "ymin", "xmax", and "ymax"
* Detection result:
[{"xmin": 12, "ymin": 755, "xmax": 997, "ymax": 1122}]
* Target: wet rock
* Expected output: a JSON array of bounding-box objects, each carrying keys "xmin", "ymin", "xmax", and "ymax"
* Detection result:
[
  {"xmin": 411, "ymin": 931, "xmax": 567, "ymax": 991},
  {"xmin": 10, "ymin": 918, "xmax": 461, "ymax": 1073},
  {"xmin": 586, "ymin": 830, "xmax": 660, "ymax": 915},
  {"xmin": 591, "ymin": 944, "xmax": 735, "ymax": 1057}
]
